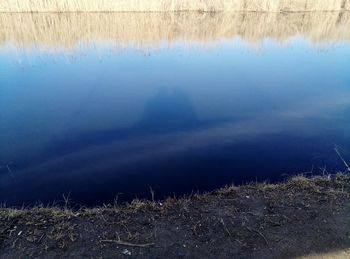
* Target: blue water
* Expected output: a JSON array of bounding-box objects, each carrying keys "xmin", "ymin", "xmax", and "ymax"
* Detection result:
[{"xmin": 1, "ymin": 39, "xmax": 350, "ymax": 206}]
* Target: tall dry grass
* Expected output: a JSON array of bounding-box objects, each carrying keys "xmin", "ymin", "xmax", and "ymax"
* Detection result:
[
  {"xmin": 0, "ymin": 0, "xmax": 350, "ymax": 12},
  {"xmin": 0, "ymin": 12, "xmax": 349, "ymax": 50}
]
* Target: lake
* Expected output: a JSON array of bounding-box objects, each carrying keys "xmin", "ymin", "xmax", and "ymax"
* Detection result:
[{"xmin": 1, "ymin": 12, "xmax": 350, "ymax": 206}]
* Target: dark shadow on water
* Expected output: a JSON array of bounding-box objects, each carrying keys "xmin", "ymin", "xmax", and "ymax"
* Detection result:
[
  {"xmin": 10, "ymin": 87, "xmax": 202, "ymax": 170},
  {"xmin": 1, "ymin": 87, "xmax": 350, "ymax": 207},
  {"xmin": 9, "ymin": 86, "xmax": 244, "ymax": 172}
]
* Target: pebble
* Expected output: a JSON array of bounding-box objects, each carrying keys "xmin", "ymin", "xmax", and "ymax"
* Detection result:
[{"xmin": 122, "ymin": 249, "xmax": 131, "ymax": 256}]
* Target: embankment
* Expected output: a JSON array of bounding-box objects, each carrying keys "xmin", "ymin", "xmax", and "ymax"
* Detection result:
[{"xmin": 1, "ymin": 174, "xmax": 350, "ymax": 258}]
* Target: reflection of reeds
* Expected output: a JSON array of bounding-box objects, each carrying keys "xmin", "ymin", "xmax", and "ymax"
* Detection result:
[
  {"xmin": 1, "ymin": 12, "xmax": 349, "ymax": 49},
  {"xmin": 1, "ymin": 0, "xmax": 350, "ymax": 12}
]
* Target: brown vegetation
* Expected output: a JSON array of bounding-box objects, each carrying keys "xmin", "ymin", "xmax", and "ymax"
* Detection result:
[
  {"xmin": 1, "ymin": 173, "xmax": 350, "ymax": 258},
  {"xmin": 1, "ymin": 0, "xmax": 350, "ymax": 12},
  {"xmin": 0, "ymin": 12, "xmax": 349, "ymax": 51}
]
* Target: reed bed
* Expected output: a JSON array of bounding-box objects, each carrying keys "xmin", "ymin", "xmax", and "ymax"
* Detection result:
[
  {"xmin": 0, "ymin": 12, "xmax": 349, "ymax": 50},
  {"xmin": 1, "ymin": 0, "xmax": 350, "ymax": 12}
]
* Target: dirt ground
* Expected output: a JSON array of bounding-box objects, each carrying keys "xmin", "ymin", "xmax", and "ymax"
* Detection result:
[{"xmin": 1, "ymin": 174, "xmax": 350, "ymax": 259}]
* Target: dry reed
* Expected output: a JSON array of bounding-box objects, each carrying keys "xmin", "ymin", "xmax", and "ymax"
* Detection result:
[
  {"xmin": 0, "ymin": 0, "xmax": 350, "ymax": 12},
  {"xmin": 0, "ymin": 12, "xmax": 349, "ymax": 50}
]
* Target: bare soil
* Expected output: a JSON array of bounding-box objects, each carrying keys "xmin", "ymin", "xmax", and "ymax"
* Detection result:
[{"xmin": 1, "ymin": 174, "xmax": 350, "ymax": 258}]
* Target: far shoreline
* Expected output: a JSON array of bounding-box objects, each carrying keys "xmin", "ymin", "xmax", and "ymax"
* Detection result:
[{"xmin": 1, "ymin": 0, "xmax": 350, "ymax": 12}]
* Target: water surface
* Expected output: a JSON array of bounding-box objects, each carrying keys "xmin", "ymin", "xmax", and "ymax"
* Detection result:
[{"xmin": 1, "ymin": 12, "xmax": 350, "ymax": 206}]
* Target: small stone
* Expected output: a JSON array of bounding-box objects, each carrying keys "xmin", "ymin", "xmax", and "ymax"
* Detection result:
[{"xmin": 122, "ymin": 249, "xmax": 131, "ymax": 256}]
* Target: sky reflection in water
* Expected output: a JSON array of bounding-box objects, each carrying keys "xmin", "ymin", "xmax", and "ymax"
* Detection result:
[{"xmin": 0, "ymin": 15, "xmax": 350, "ymax": 205}]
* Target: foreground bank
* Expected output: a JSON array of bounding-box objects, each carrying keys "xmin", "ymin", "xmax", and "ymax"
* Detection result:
[{"xmin": 1, "ymin": 174, "xmax": 350, "ymax": 258}]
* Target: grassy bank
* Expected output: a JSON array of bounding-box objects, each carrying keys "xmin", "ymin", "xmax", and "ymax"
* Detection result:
[
  {"xmin": 1, "ymin": 12, "xmax": 350, "ymax": 50},
  {"xmin": 1, "ymin": 0, "xmax": 350, "ymax": 12},
  {"xmin": 1, "ymin": 173, "xmax": 350, "ymax": 258}
]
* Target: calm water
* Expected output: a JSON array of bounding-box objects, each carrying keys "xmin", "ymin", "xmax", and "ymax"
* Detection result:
[{"xmin": 1, "ymin": 12, "xmax": 350, "ymax": 206}]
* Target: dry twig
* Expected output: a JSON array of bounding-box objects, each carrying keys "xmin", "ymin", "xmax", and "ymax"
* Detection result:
[{"xmin": 100, "ymin": 239, "xmax": 154, "ymax": 247}]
